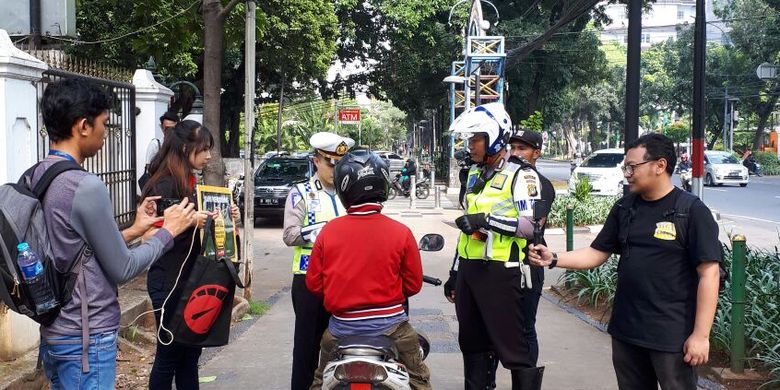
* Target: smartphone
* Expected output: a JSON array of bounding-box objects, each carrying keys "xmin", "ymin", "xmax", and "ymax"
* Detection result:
[{"xmin": 156, "ymin": 198, "xmax": 181, "ymax": 217}]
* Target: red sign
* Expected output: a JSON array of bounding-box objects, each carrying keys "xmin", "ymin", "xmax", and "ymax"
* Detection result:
[{"xmin": 338, "ymin": 108, "xmax": 361, "ymax": 124}]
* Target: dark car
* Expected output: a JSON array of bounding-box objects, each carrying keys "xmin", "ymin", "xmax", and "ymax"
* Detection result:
[{"xmin": 241, "ymin": 156, "xmax": 314, "ymax": 221}]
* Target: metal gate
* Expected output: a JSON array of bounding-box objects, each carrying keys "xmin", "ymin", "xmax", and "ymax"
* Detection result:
[{"xmin": 36, "ymin": 69, "xmax": 137, "ymax": 229}]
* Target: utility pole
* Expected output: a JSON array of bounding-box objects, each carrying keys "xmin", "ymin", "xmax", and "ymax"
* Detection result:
[
  {"xmin": 275, "ymin": 73, "xmax": 285, "ymax": 152},
  {"xmin": 242, "ymin": 0, "xmax": 256, "ymax": 299},
  {"xmin": 692, "ymin": 0, "xmax": 706, "ymax": 198},
  {"xmin": 723, "ymin": 87, "xmax": 729, "ymax": 148},
  {"xmin": 624, "ymin": 0, "xmax": 641, "ymax": 195}
]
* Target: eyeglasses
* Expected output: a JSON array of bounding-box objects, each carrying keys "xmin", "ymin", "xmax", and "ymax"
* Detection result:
[{"xmin": 621, "ymin": 160, "xmax": 657, "ymax": 176}]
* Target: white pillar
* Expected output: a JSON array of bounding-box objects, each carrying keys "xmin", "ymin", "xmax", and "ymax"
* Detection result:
[
  {"xmin": 0, "ymin": 29, "xmax": 47, "ymax": 361},
  {"xmin": 132, "ymin": 69, "xmax": 173, "ymax": 193}
]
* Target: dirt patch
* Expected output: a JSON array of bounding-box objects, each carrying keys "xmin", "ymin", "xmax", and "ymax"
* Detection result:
[{"xmin": 549, "ymin": 285, "xmax": 773, "ymax": 389}]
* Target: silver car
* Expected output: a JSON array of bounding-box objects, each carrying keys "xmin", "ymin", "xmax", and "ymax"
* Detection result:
[
  {"xmin": 704, "ymin": 151, "xmax": 749, "ymax": 187},
  {"xmin": 374, "ymin": 151, "xmax": 405, "ymax": 173}
]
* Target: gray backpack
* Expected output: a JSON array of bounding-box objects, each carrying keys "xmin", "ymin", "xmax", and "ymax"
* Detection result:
[{"xmin": 0, "ymin": 161, "xmax": 90, "ymax": 325}]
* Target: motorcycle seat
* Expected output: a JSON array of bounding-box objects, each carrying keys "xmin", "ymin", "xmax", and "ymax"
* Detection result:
[{"xmin": 336, "ymin": 335, "xmax": 398, "ymax": 359}]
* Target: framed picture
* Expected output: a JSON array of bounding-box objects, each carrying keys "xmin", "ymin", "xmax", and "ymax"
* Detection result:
[{"xmin": 196, "ymin": 185, "xmax": 238, "ymax": 263}]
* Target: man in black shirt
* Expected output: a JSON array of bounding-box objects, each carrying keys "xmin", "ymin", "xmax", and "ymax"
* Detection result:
[
  {"xmin": 508, "ymin": 129, "xmax": 555, "ymax": 365},
  {"xmin": 529, "ymin": 133, "xmax": 721, "ymax": 390}
]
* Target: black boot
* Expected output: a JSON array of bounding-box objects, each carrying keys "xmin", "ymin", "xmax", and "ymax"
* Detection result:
[
  {"xmin": 510, "ymin": 367, "xmax": 544, "ymax": 390},
  {"xmin": 463, "ymin": 353, "xmax": 494, "ymax": 390}
]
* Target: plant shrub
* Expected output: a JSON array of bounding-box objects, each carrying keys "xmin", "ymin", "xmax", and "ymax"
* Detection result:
[
  {"xmin": 547, "ymin": 194, "xmax": 619, "ymax": 228},
  {"xmin": 753, "ymin": 151, "xmax": 780, "ymax": 176}
]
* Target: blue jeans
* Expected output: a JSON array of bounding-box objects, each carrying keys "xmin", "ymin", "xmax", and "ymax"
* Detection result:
[{"xmin": 40, "ymin": 331, "xmax": 118, "ymax": 390}]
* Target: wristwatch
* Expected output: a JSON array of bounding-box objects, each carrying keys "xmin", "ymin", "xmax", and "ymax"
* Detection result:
[{"xmin": 548, "ymin": 252, "xmax": 559, "ymax": 269}]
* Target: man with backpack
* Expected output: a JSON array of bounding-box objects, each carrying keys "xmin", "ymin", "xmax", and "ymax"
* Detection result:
[
  {"xmin": 22, "ymin": 78, "xmax": 195, "ymax": 389},
  {"xmin": 138, "ymin": 110, "xmax": 179, "ymax": 191},
  {"xmin": 529, "ymin": 133, "xmax": 722, "ymax": 390}
]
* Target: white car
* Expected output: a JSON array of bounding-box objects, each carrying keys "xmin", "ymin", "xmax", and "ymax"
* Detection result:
[
  {"xmin": 568, "ymin": 148, "xmax": 626, "ymax": 196},
  {"xmin": 374, "ymin": 151, "xmax": 406, "ymax": 172},
  {"xmin": 704, "ymin": 151, "xmax": 749, "ymax": 187}
]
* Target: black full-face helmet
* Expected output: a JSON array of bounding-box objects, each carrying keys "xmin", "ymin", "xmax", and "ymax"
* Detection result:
[{"xmin": 334, "ymin": 151, "xmax": 391, "ymax": 208}]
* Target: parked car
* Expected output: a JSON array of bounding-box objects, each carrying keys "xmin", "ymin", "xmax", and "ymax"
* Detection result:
[
  {"xmin": 374, "ymin": 150, "xmax": 405, "ymax": 172},
  {"xmin": 704, "ymin": 151, "xmax": 749, "ymax": 187},
  {"xmin": 568, "ymin": 148, "xmax": 626, "ymax": 196},
  {"xmin": 239, "ymin": 155, "xmax": 314, "ymax": 221}
]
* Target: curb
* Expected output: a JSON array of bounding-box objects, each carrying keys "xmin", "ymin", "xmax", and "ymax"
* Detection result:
[{"xmin": 542, "ymin": 288, "xmax": 725, "ymax": 390}]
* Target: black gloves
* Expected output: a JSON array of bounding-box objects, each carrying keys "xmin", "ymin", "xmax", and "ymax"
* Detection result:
[
  {"xmin": 444, "ymin": 270, "xmax": 457, "ymax": 301},
  {"xmin": 455, "ymin": 213, "xmax": 488, "ymax": 235}
]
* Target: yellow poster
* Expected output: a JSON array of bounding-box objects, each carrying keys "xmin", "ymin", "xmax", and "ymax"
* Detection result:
[{"xmin": 196, "ymin": 185, "xmax": 239, "ymax": 263}]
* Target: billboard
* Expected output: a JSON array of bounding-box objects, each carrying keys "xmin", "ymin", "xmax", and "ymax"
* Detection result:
[
  {"xmin": 338, "ymin": 108, "xmax": 361, "ymax": 124},
  {"xmin": 0, "ymin": 0, "xmax": 76, "ymax": 37}
]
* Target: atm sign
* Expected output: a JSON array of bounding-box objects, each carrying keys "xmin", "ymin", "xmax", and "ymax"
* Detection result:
[{"xmin": 338, "ymin": 108, "xmax": 361, "ymax": 124}]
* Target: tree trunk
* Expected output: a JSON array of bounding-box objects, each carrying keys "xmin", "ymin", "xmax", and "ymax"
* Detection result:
[
  {"xmin": 526, "ymin": 67, "xmax": 542, "ymax": 114},
  {"xmin": 202, "ymin": 0, "xmax": 226, "ymax": 185},
  {"xmin": 752, "ymin": 94, "xmax": 779, "ymax": 151}
]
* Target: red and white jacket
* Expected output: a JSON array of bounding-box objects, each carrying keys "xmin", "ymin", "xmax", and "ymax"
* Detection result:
[{"xmin": 305, "ymin": 203, "xmax": 423, "ymax": 321}]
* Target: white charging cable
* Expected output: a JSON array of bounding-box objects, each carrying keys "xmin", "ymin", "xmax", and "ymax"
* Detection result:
[{"xmin": 122, "ymin": 226, "xmax": 198, "ymax": 346}]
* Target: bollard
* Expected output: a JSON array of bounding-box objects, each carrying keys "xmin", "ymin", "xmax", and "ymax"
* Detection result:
[
  {"xmin": 730, "ymin": 234, "xmax": 747, "ymax": 374},
  {"xmin": 566, "ymin": 206, "xmax": 574, "ymax": 252},
  {"xmin": 434, "ymin": 185, "xmax": 442, "ymax": 209},
  {"xmin": 410, "ymin": 175, "xmax": 417, "ymax": 209}
]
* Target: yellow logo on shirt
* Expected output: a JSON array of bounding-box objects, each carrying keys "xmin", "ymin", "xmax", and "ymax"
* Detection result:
[{"xmin": 654, "ymin": 222, "xmax": 676, "ymax": 241}]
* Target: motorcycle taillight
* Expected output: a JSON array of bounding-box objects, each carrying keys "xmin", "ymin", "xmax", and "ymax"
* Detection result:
[{"xmin": 334, "ymin": 361, "xmax": 388, "ymax": 383}]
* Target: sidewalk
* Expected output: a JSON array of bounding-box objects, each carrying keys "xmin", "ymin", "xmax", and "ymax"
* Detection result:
[{"xmin": 199, "ymin": 210, "xmax": 621, "ymax": 389}]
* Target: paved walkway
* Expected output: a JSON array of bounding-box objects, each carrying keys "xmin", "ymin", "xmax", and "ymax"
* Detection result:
[{"xmin": 199, "ymin": 211, "xmax": 621, "ymax": 389}]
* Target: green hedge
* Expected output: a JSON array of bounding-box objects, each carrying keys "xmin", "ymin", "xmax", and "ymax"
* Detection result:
[
  {"xmin": 547, "ymin": 194, "xmax": 619, "ymax": 228},
  {"xmin": 754, "ymin": 151, "xmax": 780, "ymax": 176},
  {"xmin": 559, "ymin": 244, "xmax": 780, "ymax": 387}
]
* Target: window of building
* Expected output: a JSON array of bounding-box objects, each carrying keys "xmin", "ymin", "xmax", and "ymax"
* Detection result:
[
  {"xmin": 677, "ymin": 7, "xmax": 685, "ymax": 19},
  {"xmin": 642, "ymin": 33, "xmax": 651, "ymax": 43}
]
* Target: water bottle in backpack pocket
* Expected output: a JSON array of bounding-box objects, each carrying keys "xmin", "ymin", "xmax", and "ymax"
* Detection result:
[{"xmin": 16, "ymin": 242, "xmax": 58, "ymax": 313}]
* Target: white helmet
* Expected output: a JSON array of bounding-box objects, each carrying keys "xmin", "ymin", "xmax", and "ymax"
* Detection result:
[{"xmin": 449, "ymin": 103, "xmax": 512, "ymax": 156}]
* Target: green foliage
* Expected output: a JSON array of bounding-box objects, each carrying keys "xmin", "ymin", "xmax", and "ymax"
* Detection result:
[
  {"xmin": 754, "ymin": 152, "xmax": 780, "ymax": 176},
  {"xmin": 519, "ymin": 111, "xmax": 544, "ymax": 132},
  {"xmin": 573, "ymin": 176, "xmax": 592, "ymax": 202},
  {"xmin": 559, "ymin": 255, "xmax": 619, "ymax": 309},
  {"xmin": 546, "ymin": 194, "xmax": 618, "ymax": 228},
  {"xmin": 666, "ymin": 121, "xmax": 689, "ymax": 145},
  {"xmin": 248, "ymin": 300, "xmax": 270, "ymax": 316}
]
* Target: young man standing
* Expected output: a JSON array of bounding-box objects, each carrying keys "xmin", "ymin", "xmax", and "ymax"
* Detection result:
[
  {"xmin": 35, "ymin": 79, "xmax": 196, "ymax": 389},
  {"xmin": 306, "ymin": 152, "xmax": 431, "ymax": 390},
  {"xmin": 508, "ymin": 129, "xmax": 555, "ymax": 366},
  {"xmin": 282, "ymin": 132, "xmax": 354, "ymax": 390},
  {"xmin": 138, "ymin": 110, "xmax": 179, "ymax": 191},
  {"xmin": 530, "ymin": 133, "xmax": 721, "ymax": 389}
]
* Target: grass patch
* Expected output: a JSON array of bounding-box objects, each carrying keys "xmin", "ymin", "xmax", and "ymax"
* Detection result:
[{"xmin": 248, "ymin": 300, "xmax": 270, "ymax": 316}]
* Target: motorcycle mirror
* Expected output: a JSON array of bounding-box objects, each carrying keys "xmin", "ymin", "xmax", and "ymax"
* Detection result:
[
  {"xmin": 532, "ymin": 200, "xmax": 548, "ymax": 221},
  {"xmin": 418, "ymin": 234, "xmax": 444, "ymax": 252}
]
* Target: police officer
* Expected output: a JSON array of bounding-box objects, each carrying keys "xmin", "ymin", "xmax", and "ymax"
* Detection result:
[
  {"xmin": 508, "ymin": 129, "xmax": 556, "ymax": 366},
  {"xmin": 447, "ymin": 103, "xmax": 545, "ymax": 390},
  {"xmin": 282, "ymin": 131, "xmax": 354, "ymax": 390}
]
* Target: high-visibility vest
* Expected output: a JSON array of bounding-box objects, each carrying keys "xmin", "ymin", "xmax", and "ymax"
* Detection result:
[
  {"xmin": 456, "ymin": 161, "xmax": 527, "ymax": 262},
  {"xmin": 292, "ymin": 177, "xmax": 345, "ymax": 274}
]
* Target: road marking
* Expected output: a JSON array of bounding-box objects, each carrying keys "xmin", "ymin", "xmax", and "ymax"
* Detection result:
[
  {"xmin": 720, "ymin": 213, "xmax": 780, "ymax": 225},
  {"xmin": 705, "ymin": 188, "xmax": 727, "ymax": 192},
  {"xmin": 776, "ymin": 196, "xmax": 780, "ymax": 199}
]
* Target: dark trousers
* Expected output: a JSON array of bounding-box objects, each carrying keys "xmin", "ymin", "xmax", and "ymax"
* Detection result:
[
  {"xmin": 611, "ymin": 337, "xmax": 697, "ymax": 390},
  {"xmin": 291, "ymin": 274, "xmax": 330, "ymax": 390},
  {"xmin": 455, "ymin": 260, "xmax": 533, "ymax": 370},
  {"xmin": 521, "ymin": 287, "xmax": 542, "ymax": 365},
  {"xmin": 148, "ymin": 291, "xmax": 202, "ymax": 390}
]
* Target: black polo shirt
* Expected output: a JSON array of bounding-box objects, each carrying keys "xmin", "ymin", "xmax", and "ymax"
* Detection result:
[{"xmin": 591, "ymin": 187, "xmax": 722, "ymax": 352}]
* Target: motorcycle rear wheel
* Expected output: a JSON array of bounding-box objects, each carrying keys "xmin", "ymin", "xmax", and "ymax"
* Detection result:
[
  {"xmin": 388, "ymin": 187, "xmax": 398, "ymax": 200},
  {"xmin": 416, "ymin": 187, "xmax": 430, "ymax": 199}
]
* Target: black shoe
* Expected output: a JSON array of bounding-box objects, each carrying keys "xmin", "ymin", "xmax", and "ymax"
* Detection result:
[
  {"xmin": 463, "ymin": 353, "xmax": 495, "ymax": 390},
  {"xmin": 510, "ymin": 367, "xmax": 544, "ymax": 390}
]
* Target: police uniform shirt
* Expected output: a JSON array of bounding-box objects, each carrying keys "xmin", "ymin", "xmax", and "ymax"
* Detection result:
[
  {"xmin": 282, "ymin": 173, "xmax": 335, "ymax": 247},
  {"xmin": 590, "ymin": 187, "xmax": 722, "ymax": 352}
]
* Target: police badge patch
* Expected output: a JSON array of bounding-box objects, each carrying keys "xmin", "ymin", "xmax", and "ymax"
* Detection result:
[
  {"xmin": 490, "ymin": 174, "xmax": 508, "ymax": 190},
  {"xmin": 527, "ymin": 183, "xmax": 538, "ymax": 197}
]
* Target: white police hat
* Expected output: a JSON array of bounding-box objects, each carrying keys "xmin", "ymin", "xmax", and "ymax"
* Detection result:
[{"xmin": 309, "ymin": 132, "xmax": 355, "ymax": 160}]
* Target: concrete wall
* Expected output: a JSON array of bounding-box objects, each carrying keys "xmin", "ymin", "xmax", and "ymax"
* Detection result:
[{"xmin": 0, "ymin": 28, "xmax": 47, "ymax": 361}]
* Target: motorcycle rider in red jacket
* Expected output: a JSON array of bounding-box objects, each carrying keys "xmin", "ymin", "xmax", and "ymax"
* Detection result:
[{"xmin": 306, "ymin": 152, "xmax": 431, "ymax": 390}]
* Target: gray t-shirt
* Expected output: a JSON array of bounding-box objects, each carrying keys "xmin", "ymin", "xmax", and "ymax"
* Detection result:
[{"xmin": 32, "ymin": 157, "xmax": 174, "ymax": 337}]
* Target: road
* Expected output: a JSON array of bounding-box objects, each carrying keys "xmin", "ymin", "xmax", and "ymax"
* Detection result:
[{"xmin": 538, "ymin": 159, "xmax": 780, "ymax": 244}]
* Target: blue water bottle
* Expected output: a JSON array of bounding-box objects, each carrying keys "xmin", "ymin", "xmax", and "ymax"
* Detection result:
[{"xmin": 16, "ymin": 242, "xmax": 58, "ymax": 313}]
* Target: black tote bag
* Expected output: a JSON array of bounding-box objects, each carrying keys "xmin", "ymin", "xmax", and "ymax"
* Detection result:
[{"xmin": 165, "ymin": 218, "xmax": 246, "ymax": 347}]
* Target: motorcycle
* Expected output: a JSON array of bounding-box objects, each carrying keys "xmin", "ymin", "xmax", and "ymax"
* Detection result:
[
  {"xmin": 743, "ymin": 158, "xmax": 762, "ymax": 176},
  {"xmin": 387, "ymin": 174, "xmax": 430, "ymax": 200},
  {"xmin": 321, "ymin": 234, "xmax": 444, "ymax": 390},
  {"xmin": 679, "ymin": 169, "xmax": 692, "ymax": 192}
]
